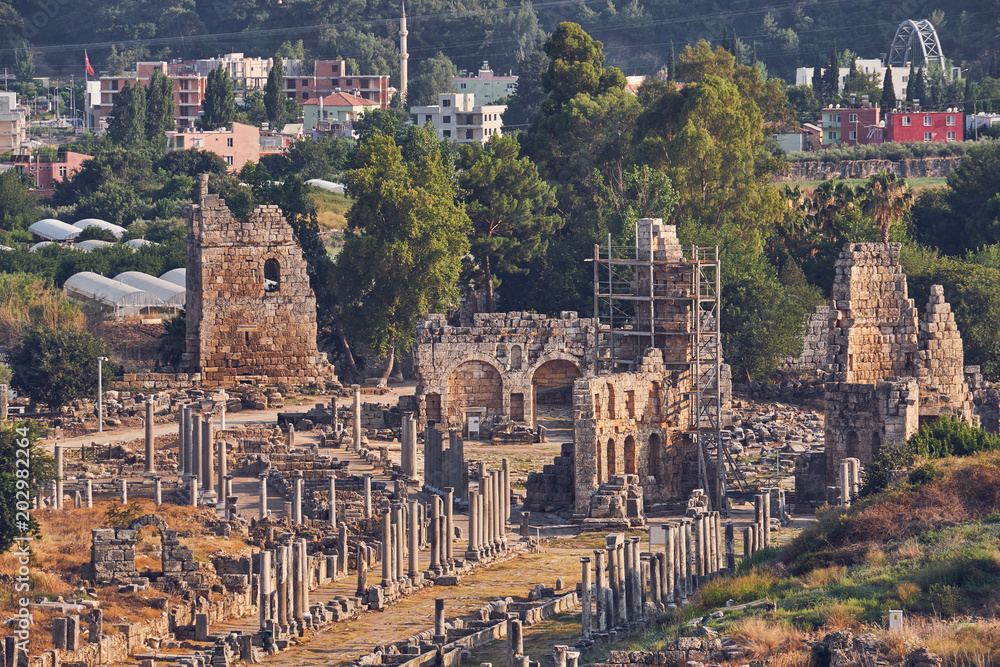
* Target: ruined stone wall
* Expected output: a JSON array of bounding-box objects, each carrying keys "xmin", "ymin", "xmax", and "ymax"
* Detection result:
[
  {"xmin": 184, "ymin": 175, "xmax": 333, "ymax": 387},
  {"xmin": 774, "ymin": 156, "xmax": 963, "ymax": 183},
  {"xmin": 571, "ymin": 349, "xmax": 697, "ymax": 513},
  {"xmin": 918, "ymin": 285, "xmax": 975, "ymax": 418},
  {"xmin": 780, "ymin": 306, "xmax": 832, "ymax": 372},
  {"xmin": 81, "ymin": 514, "xmax": 202, "ymax": 586},
  {"xmin": 413, "ymin": 311, "xmax": 595, "ymax": 429}
]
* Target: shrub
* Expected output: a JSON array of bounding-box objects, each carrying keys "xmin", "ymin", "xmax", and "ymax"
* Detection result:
[
  {"xmin": 925, "ymin": 582, "xmax": 960, "ymax": 618},
  {"xmin": 911, "ymin": 414, "xmax": 1000, "ymax": 458},
  {"xmin": 104, "ymin": 501, "xmax": 143, "ymax": 528}
]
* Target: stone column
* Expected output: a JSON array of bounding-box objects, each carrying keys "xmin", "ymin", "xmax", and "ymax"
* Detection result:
[
  {"xmin": 467, "ymin": 489, "xmax": 479, "ymax": 559},
  {"xmin": 649, "ymin": 554, "xmax": 660, "ymax": 605},
  {"xmin": 477, "ymin": 487, "xmax": 486, "ymax": 556},
  {"xmin": 492, "ymin": 470, "xmax": 502, "ymax": 550},
  {"xmin": 553, "ymin": 645, "xmax": 568, "ymax": 667},
  {"xmin": 201, "ymin": 418, "xmax": 214, "ymax": 495},
  {"xmin": 581, "ymin": 556, "xmax": 592, "ymax": 637},
  {"xmin": 403, "ymin": 413, "xmax": 418, "ymax": 479},
  {"xmin": 707, "ymin": 513, "xmax": 717, "ymax": 575},
  {"xmin": 352, "ymin": 385, "xmax": 362, "ymax": 451},
  {"xmin": 724, "ymin": 520, "xmax": 735, "ymax": 572},
  {"xmin": 622, "ymin": 538, "xmax": 634, "ymax": 620},
  {"xmin": 339, "ymin": 524, "xmax": 348, "ymax": 576},
  {"xmin": 429, "ymin": 496, "xmax": 441, "ymax": 572},
  {"xmin": 507, "ymin": 617, "xmax": 523, "ymax": 667},
  {"xmin": 259, "ymin": 549, "xmax": 272, "ymax": 630},
  {"xmin": 408, "ymin": 498, "xmax": 420, "ymax": 578},
  {"xmin": 762, "ymin": 490, "xmax": 772, "ymax": 549},
  {"xmin": 85, "ymin": 479, "xmax": 92, "ymax": 508},
  {"xmin": 630, "ymin": 537, "xmax": 642, "ymax": 619},
  {"xmin": 294, "ymin": 474, "xmax": 304, "ymax": 525},
  {"xmin": 74, "ymin": 490, "xmax": 81, "ymax": 509},
  {"xmin": 502, "ymin": 458, "xmax": 511, "ymax": 527},
  {"xmin": 259, "ymin": 474, "xmax": 268, "ymax": 519},
  {"xmin": 299, "ymin": 538, "xmax": 310, "ymax": 622},
  {"xmin": 276, "ymin": 545, "xmax": 288, "ymax": 629},
  {"xmin": 382, "ymin": 508, "xmax": 393, "ymax": 587},
  {"xmin": 328, "ymin": 475, "xmax": 337, "ymax": 526},
  {"xmin": 434, "ymin": 598, "xmax": 446, "ymax": 642},
  {"xmin": 356, "ymin": 541, "xmax": 369, "ymax": 596},
  {"xmin": 179, "ymin": 405, "xmax": 189, "ymax": 479},
  {"xmin": 144, "ymin": 397, "xmax": 155, "ymax": 474},
  {"xmin": 664, "ymin": 524, "xmax": 675, "ymax": 604},
  {"xmin": 191, "ymin": 412, "xmax": 202, "ymax": 490},
  {"xmin": 292, "ymin": 540, "xmax": 303, "ymax": 623},
  {"xmin": 54, "ymin": 444, "xmax": 63, "ymax": 510},
  {"xmin": 594, "ymin": 550, "xmax": 607, "ymax": 631},
  {"xmin": 444, "ymin": 487, "xmax": 454, "ymax": 567},
  {"xmin": 88, "ymin": 609, "xmax": 102, "ymax": 643},
  {"xmin": 394, "ymin": 503, "xmax": 405, "ymax": 582},
  {"xmin": 481, "ymin": 474, "xmax": 492, "ymax": 555},
  {"xmin": 119, "ymin": 478, "xmax": 127, "ymax": 504},
  {"xmin": 363, "ymin": 474, "xmax": 372, "ymax": 519},
  {"xmin": 217, "ymin": 439, "xmax": 228, "ymax": 500},
  {"xmin": 154, "ymin": 476, "xmax": 162, "ymax": 506},
  {"xmin": 66, "ymin": 615, "xmax": 79, "ymax": 651},
  {"xmin": 680, "ymin": 519, "xmax": 691, "ymax": 602}
]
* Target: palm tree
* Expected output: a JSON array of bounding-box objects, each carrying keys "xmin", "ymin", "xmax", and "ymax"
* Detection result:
[
  {"xmin": 811, "ymin": 178, "xmax": 856, "ymax": 241},
  {"xmin": 862, "ymin": 171, "xmax": 912, "ymax": 243}
]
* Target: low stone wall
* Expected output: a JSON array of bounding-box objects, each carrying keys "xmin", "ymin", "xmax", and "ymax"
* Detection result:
[
  {"xmin": 113, "ymin": 373, "xmax": 202, "ymax": 390},
  {"xmin": 776, "ymin": 156, "xmax": 963, "ymax": 182}
]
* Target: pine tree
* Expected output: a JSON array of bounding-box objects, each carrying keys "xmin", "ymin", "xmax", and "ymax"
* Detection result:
[
  {"xmin": 668, "ymin": 41, "xmax": 676, "ymax": 80},
  {"xmin": 145, "ymin": 69, "xmax": 175, "ymax": 141},
  {"xmin": 991, "ymin": 54, "xmax": 1000, "ymax": 79},
  {"xmin": 106, "ymin": 81, "xmax": 146, "ymax": 147},
  {"xmin": 812, "ymin": 54, "xmax": 825, "ymax": 103},
  {"xmin": 265, "ymin": 54, "xmax": 286, "ymax": 127},
  {"xmin": 881, "ymin": 67, "xmax": 897, "ymax": 111},
  {"xmin": 908, "ymin": 67, "xmax": 926, "ymax": 106},
  {"xmin": 964, "ymin": 76, "xmax": 975, "ymax": 115},
  {"xmin": 199, "ymin": 65, "xmax": 235, "ymax": 130},
  {"xmin": 823, "ymin": 45, "xmax": 840, "ymax": 101}
]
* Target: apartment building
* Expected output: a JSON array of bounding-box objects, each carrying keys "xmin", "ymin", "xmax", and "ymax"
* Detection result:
[
  {"xmin": 885, "ymin": 109, "xmax": 963, "ymax": 143},
  {"xmin": 409, "ymin": 93, "xmax": 506, "ymax": 144},
  {"xmin": 285, "ymin": 59, "xmax": 392, "ymax": 108},
  {"xmin": 452, "ymin": 62, "xmax": 517, "ymax": 104},
  {"xmin": 165, "ymin": 122, "xmax": 260, "ymax": 171},
  {"xmin": 95, "ymin": 61, "xmax": 207, "ymax": 130},
  {"xmin": 820, "ymin": 105, "xmax": 882, "ymax": 146},
  {"xmin": 0, "ymin": 92, "xmax": 29, "ymax": 154}
]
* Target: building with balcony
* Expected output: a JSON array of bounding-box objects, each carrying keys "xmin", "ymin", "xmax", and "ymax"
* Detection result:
[
  {"xmin": 0, "ymin": 92, "xmax": 29, "ymax": 154},
  {"xmin": 284, "ymin": 59, "xmax": 392, "ymax": 108},
  {"xmin": 13, "ymin": 151, "xmax": 90, "ymax": 191},
  {"xmin": 302, "ymin": 91, "xmax": 380, "ymax": 135},
  {"xmin": 820, "ymin": 105, "xmax": 883, "ymax": 146},
  {"xmin": 94, "ymin": 62, "xmax": 207, "ymax": 131},
  {"xmin": 885, "ymin": 109, "xmax": 963, "ymax": 143},
  {"xmin": 795, "ymin": 58, "xmax": 912, "ymax": 106},
  {"xmin": 452, "ymin": 62, "xmax": 517, "ymax": 104},
  {"xmin": 409, "ymin": 93, "xmax": 505, "ymax": 145},
  {"xmin": 165, "ymin": 122, "xmax": 260, "ymax": 171}
]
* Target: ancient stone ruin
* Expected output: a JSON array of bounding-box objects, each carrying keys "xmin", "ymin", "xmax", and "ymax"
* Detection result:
[
  {"xmin": 823, "ymin": 243, "xmax": 977, "ymax": 482},
  {"xmin": 184, "ymin": 174, "xmax": 334, "ymax": 387},
  {"xmin": 81, "ymin": 514, "xmax": 202, "ymax": 587}
]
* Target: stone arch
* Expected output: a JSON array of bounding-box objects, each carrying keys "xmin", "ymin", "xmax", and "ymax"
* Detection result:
[
  {"xmin": 846, "ymin": 431, "xmax": 860, "ymax": 461},
  {"xmin": 869, "ymin": 431, "xmax": 882, "ymax": 463},
  {"xmin": 448, "ymin": 360, "xmax": 503, "ymax": 425},
  {"xmin": 128, "ymin": 514, "xmax": 170, "ymax": 533},
  {"xmin": 624, "ymin": 435, "xmax": 636, "ymax": 475},
  {"xmin": 532, "ymin": 359, "xmax": 582, "ymax": 406},
  {"xmin": 648, "ymin": 432, "xmax": 664, "ymax": 481},
  {"xmin": 264, "ymin": 257, "xmax": 280, "ymax": 293},
  {"xmin": 424, "ymin": 392, "xmax": 442, "ymax": 423}
]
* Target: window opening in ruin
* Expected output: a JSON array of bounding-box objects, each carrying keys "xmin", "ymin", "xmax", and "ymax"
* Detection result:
[
  {"xmin": 509, "ymin": 345, "xmax": 522, "ymax": 369},
  {"xmin": 264, "ymin": 258, "xmax": 280, "ymax": 293},
  {"xmin": 135, "ymin": 525, "xmax": 163, "ymax": 577},
  {"xmin": 607, "ymin": 438, "xmax": 617, "ymax": 476},
  {"xmin": 846, "ymin": 430, "xmax": 860, "ymax": 460},
  {"xmin": 244, "ymin": 331, "xmax": 250, "ymax": 345},
  {"xmin": 624, "ymin": 435, "xmax": 636, "ymax": 475},
  {"xmin": 626, "ymin": 390, "xmax": 635, "ymax": 419},
  {"xmin": 871, "ymin": 431, "xmax": 882, "ymax": 461},
  {"xmin": 496, "ymin": 344, "xmax": 508, "ymax": 366},
  {"xmin": 510, "ymin": 393, "xmax": 524, "ymax": 421},
  {"xmin": 648, "ymin": 432, "xmax": 663, "ymax": 481},
  {"xmin": 594, "ymin": 396, "xmax": 601, "ymax": 419},
  {"xmin": 650, "ymin": 382, "xmax": 661, "ymax": 418},
  {"xmin": 607, "ymin": 383, "xmax": 616, "ymax": 419}
]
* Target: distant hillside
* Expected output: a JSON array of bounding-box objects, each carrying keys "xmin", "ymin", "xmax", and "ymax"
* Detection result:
[{"xmin": 1, "ymin": 0, "xmax": 997, "ymax": 83}]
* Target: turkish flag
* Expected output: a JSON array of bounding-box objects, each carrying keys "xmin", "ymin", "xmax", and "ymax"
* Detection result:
[{"xmin": 85, "ymin": 51, "xmax": 95, "ymax": 77}]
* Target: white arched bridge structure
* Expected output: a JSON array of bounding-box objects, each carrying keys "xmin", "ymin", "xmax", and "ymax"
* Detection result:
[{"xmin": 887, "ymin": 19, "xmax": 946, "ymax": 71}]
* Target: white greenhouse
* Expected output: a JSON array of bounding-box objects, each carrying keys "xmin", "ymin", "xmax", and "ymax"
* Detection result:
[
  {"xmin": 64, "ymin": 271, "xmax": 165, "ymax": 317},
  {"xmin": 73, "ymin": 218, "xmax": 127, "ymax": 239},
  {"xmin": 159, "ymin": 268, "xmax": 186, "ymax": 288},
  {"xmin": 29, "ymin": 219, "xmax": 81, "ymax": 241},
  {"xmin": 75, "ymin": 239, "xmax": 114, "ymax": 252},
  {"xmin": 113, "ymin": 271, "xmax": 186, "ymax": 307}
]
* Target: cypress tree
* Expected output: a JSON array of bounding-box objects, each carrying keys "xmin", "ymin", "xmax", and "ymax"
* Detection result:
[
  {"xmin": 881, "ymin": 66, "xmax": 896, "ymax": 111},
  {"xmin": 265, "ymin": 54, "xmax": 286, "ymax": 127},
  {"xmin": 107, "ymin": 81, "xmax": 146, "ymax": 147},
  {"xmin": 823, "ymin": 45, "xmax": 840, "ymax": 101},
  {"xmin": 908, "ymin": 66, "xmax": 926, "ymax": 105},
  {"xmin": 199, "ymin": 65, "xmax": 235, "ymax": 130},
  {"xmin": 145, "ymin": 69, "xmax": 175, "ymax": 141},
  {"xmin": 668, "ymin": 41, "xmax": 676, "ymax": 80},
  {"xmin": 812, "ymin": 54, "xmax": 825, "ymax": 103}
]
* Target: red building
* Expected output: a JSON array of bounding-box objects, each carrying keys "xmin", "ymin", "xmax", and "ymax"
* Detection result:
[
  {"xmin": 821, "ymin": 105, "xmax": 883, "ymax": 146},
  {"xmin": 284, "ymin": 60, "xmax": 392, "ymax": 108},
  {"xmin": 13, "ymin": 151, "xmax": 89, "ymax": 191},
  {"xmin": 885, "ymin": 109, "xmax": 963, "ymax": 144}
]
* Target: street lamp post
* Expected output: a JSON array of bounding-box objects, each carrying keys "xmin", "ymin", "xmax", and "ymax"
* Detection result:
[{"xmin": 98, "ymin": 356, "xmax": 108, "ymax": 433}]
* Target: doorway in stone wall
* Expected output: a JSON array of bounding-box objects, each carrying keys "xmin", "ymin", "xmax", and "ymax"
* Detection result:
[{"xmin": 531, "ymin": 360, "xmax": 582, "ymax": 437}]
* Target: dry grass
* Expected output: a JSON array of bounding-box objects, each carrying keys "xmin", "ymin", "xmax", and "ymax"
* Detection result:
[
  {"xmin": 878, "ymin": 618, "xmax": 1000, "ymax": 667},
  {"xmin": 895, "ymin": 539, "xmax": 924, "ymax": 560},
  {"xmin": 0, "ymin": 273, "xmax": 85, "ymax": 347},
  {"xmin": 819, "ymin": 601, "xmax": 864, "ymax": 632},
  {"xmin": 730, "ymin": 616, "xmax": 805, "ymax": 659},
  {"xmin": 803, "ymin": 565, "xmax": 847, "ymax": 588}
]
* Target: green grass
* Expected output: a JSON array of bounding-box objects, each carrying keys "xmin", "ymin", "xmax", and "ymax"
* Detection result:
[{"xmin": 311, "ymin": 188, "xmax": 352, "ymax": 231}]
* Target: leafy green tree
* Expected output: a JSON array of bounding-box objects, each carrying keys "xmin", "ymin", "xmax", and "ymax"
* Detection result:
[
  {"xmin": 264, "ymin": 54, "xmax": 287, "ymax": 127},
  {"xmin": 198, "ymin": 65, "xmax": 235, "ymax": 130},
  {"xmin": 542, "ymin": 22, "xmax": 625, "ymax": 107},
  {"xmin": 881, "ymin": 67, "xmax": 897, "ymax": 111},
  {"xmin": 335, "ymin": 134, "xmax": 470, "ymax": 380},
  {"xmin": 458, "ymin": 135, "xmax": 560, "ymax": 311},
  {"xmin": 861, "ymin": 171, "xmax": 912, "ymax": 243},
  {"xmin": 811, "ymin": 178, "xmax": 856, "ymax": 241},
  {"xmin": 10, "ymin": 326, "xmax": 114, "ymax": 409},
  {"xmin": 907, "ymin": 66, "xmax": 926, "ymax": 105},
  {"xmin": 823, "ymin": 45, "xmax": 839, "ymax": 101},
  {"xmin": 145, "ymin": 69, "xmax": 175, "ymax": 141},
  {"xmin": 76, "ymin": 180, "xmax": 146, "ymax": 227},
  {"xmin": 155, "ymin": 147, "xmax": 228, "ymax": 178},
  {"xmin": 235, "ymin": 89, "xmax": 268, "ymax": 127},
  {"xmin": 0, "ymin": 170, "xmax": 39, "ymax": 231},
  {"xmin": 106, "ymin": 81, "xmax": 146, "ymax": 147},
  {"xmin": 0, "ymin": 421, "xmax": 55, "ymax": 553},
  {"xmin": 502, "ymin": 45, "xmax": 548, "ymax": 128},
  {"xmin": 14, "ymin": 44, "xmax": 33, "ymax": 83},
  {"xmin": 408, "ymin": 52, "xmax": 458, "ymax": 106}
]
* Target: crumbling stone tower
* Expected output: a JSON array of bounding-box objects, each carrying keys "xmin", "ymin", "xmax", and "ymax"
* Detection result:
[
  {"xmin": 184, "ymin": 175, "xmax": 333, "ymax": 386},
  {"xmin": 824, "ymin": 243, "xmax": 975, "ymax": 482}
]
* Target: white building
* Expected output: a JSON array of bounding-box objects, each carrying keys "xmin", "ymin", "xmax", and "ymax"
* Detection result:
[
  {"xmin": 795, "ymin": 58, "xmax": 911, "ymax": 105},
  {"xmin": 452, "ymin": 62, "xmax": 517, "ymax": 105},
  {"xmin": 0, "ymin": 92, "xmax": 29, "ymax": 154},
  {"xmin": 189, "ymin": 53, "xmax": 302, "ymax": 91},
  {"xmin": 967, "ymin": 112, "xmax": 1000, "ymax": 136},
  {"xmin": 409, "ymin": 93, "xmax": 505, "ymax": 144},
  {"xmin": 302, "ymin": 91, "xmax": 379, "ymax": 134}
]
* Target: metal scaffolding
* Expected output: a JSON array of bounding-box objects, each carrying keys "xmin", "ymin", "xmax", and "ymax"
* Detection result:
[{"xmin": 591, "ymin": 224, "xmax": 737, "ymax": 511}]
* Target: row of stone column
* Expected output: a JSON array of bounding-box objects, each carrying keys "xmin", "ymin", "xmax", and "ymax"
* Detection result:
[
  {"xmin": 258, "ymin": 537, "xmax": 313, "ymax": 635},
  {"xmin": 378, "ymin": 497, "xmax": 430, "ymax": 590},
  {"xmin": 744, "ymin": 493, "xmax": 773, "ymax": 560},
  {"xmin": 177, "ymin": 405, "xmax": 232, "ymax": 506},
  {"xmin": 465, "ymin": 460, "xmax": 510, "ymax": 560},
  {"xmin": 424, "ymin": 424, "xmax": 468, "ymax": 499},
  {"xmin": 830, "ymin": 458, "xmax": 861, "ymax": 507},
  {"xmin": 44, "ymin": 444, "xmax": 167, "ymax": 510}
]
